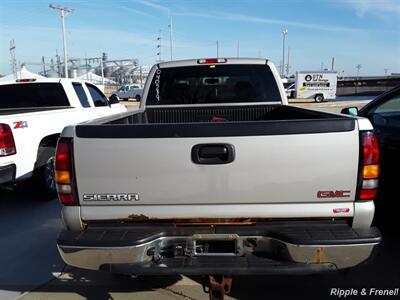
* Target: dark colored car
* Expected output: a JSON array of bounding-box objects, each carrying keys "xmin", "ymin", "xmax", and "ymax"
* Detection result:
[{"xmin": 342, "ymin": 85, "xmax": 400, "ymax": 224}]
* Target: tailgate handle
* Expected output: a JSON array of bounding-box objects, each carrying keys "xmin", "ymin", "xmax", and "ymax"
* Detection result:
[{"xmin": 192, "ymin": 144, "xmax": 235, "ymax": 165}]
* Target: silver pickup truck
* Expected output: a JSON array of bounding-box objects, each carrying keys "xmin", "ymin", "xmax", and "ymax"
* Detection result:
[{"xmin": 55, "ymin": 58, "xmax": 381, "ymax": 297}]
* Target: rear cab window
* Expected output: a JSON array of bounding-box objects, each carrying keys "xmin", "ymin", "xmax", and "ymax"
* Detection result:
[
  {"xmin": 0, "ymin": 83, "xmax": 70, "ymax": 108},
  {"xmin": 146, "ymin": 64, "xmax": 281, "ymax": 105},
  {"xmin": 86, "ymin": 83, "xmax": 109, "ymax": 107},
  {"xmin": 72, "ymin": 82, "xmax": 91, "ymax": 108}
]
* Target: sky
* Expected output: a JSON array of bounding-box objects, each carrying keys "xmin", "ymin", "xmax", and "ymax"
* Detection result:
[{"xmin": 0, "ymin": 0, "xmax": 399, "ymax": 76}]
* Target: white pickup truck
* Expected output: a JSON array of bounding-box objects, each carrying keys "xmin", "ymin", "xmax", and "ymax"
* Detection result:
[
  {"xmin": 0, "ymin": 78, "xmax": 126, "ymax": 199},
  {"xmin": 112, "ymin": 84, "xmax": 144, "ymax": 101},
  {"xmin": 55, "ymin": 58, "xmax": 381, "ymax": 299}
]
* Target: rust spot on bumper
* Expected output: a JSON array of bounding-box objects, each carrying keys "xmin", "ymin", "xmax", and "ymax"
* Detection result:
[
  {"xmin": 127, "ymin": 214, "xmax": 150, "ymax": 221},
  {"xmin": 315, "ymin": 247, "xmax": 326, "ymax": 264}
]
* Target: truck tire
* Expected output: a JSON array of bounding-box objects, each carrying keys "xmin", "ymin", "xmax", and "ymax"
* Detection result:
[
  {"xmin": 135, "ymin": 95, "xmax": 141, "ymax": 101},
  {"xmin": 290, "ymin": 91, "xmax": 295, "ymax": 99},
  {"xmin": 32, "ymin": 146, "xmax": 57, "ymax": 201},
  {"xmin": 314, "ymin": 94, "xmax": 324, "ymax": 103}
]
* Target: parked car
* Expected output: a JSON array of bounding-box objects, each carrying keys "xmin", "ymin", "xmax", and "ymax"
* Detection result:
[
  {"xmin": 55, "ymin": 58, "xmax": 381, "ymax": 299},
  {"xmin": 0, "ymin": 78, "xmax": 127, "ymax": 199},
  {"xmin": 342, "ymin": 85, "xmax": 400, "ymax": 215},
  {"xmin": 112, "ymin": 84, "xmax": 143, "ymax": 101}
]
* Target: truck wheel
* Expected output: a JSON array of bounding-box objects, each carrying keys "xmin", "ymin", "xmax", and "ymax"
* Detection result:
[
  {"xmin": 314, "ymin": 94, "xmax": 324, "ymax": 103},
  {"xmin": 135, "ymin": 95, "xmax": 141, "ymax": 101},
  {"xmin": 32, "ymin": 146, "xmax": 57, "ymax": 201},
  {"xmin": 290, "ymin": 91, "xmax": 295, "ymax": 99}
]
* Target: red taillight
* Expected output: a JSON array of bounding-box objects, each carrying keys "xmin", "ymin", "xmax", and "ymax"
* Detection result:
[
  {"xmin": 197, "ymin": 58, "xmax": 227, "ymax": 64},
  {"xmin": 363, "ymin": 134, "xmax": 379, "ymax": 165},
  {"xmin": 55, "ymin": 142, "xmax": 71, "ymax": 171},
  {"xmin": 16, "ymin": 78, "xmax": 36, "ymax": 82},
  {"xmin": 58, "ymin": 193, "xmax": 76, "ymax": 205},
  {"xmin": 357, "ymin": 132, "xmax": 379, "ymax": 200},
  {"xmin": 360, "ymin": 189, "xmax": 378, "ymax": 200},
  {"xmin": 55, "ymin": 138, "xmax": 78, "ymax": 205},
  {"xmin": 0, "ymin": 124, "xmax": 16, "ymax": 156}
]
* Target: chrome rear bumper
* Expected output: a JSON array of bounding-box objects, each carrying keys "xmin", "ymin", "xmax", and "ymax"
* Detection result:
[{"xmin": 57, "ymin": 221, "xmax": 381, "ymax": 275}]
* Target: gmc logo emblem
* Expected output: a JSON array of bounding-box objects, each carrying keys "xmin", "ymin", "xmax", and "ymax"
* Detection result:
[{"xmin": 317, "ymin": 190, "xmax": 351, "ymax": 198}]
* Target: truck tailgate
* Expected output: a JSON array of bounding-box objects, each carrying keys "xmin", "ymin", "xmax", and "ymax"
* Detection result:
[{"xmin": 73, "ymin": 120, "xmax": 360, "ymax": 220}]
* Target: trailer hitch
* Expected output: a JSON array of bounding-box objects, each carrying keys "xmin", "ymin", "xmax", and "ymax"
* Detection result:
[{"xmin": 202, "ymin": 275, "xmax": 233, "ymax": 300}]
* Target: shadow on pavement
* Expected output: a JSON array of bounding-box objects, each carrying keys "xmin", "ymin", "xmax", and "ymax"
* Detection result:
[
  {"xmin": 0, "ymin": 186, "xmax": 184, "ymax": 300},
  {"xmin": 0, "ymin": 186, "xmax": 65, "ymax": 297},
  {"xmin": 31, "ymin": 268, "xmax": 183, "ymax": 300}
]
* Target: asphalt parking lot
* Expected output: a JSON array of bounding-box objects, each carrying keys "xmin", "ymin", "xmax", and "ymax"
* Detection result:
[
  {"xmin": 1, "ymin": 100, "xmax": 399, "ymax": 300},
  {"xmin": 1, "ymin": 187, "xmax": 399, "ymax": 300}
]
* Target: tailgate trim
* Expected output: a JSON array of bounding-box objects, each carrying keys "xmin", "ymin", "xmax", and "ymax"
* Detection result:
[
  {"xmin": 75, "ymin": 118, "xmax": 355, "ymax": 139},
  {"xmin": 79, "ymin": 203, "xmax": 355, "ymax": 219}
]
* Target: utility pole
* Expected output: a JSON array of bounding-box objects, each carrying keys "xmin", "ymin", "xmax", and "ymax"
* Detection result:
[
  {"xmin": 236, "ymin": 40, "xmax": 240, "ymax": 58},
  {"xmin": 356, "ymin": 64, "xmax": 362, "ymax": 77},
  {"xmin": 41, "ymin": 56, "xmax": 47, "ymax": 76},
  {"xmin": 286, "ymin": 46, "xmax": 290, "ymax": 77},
  {"xmin": 157, "ymin": 30, "xmax": 162, "ymax": 62},
  {"xmin": 85, "ymin": 54, "xmax": 89, "ymax": 80},
  {"xmin": 56, "ymin": 49, "xmax": 61, "ymax": 77},
  {"xmin": 168, "ymin": 15, "xmax": 173, "ymax": 61},
  {"xmin": 355, "ymin": 64, "xmax": 362, "ymax": 95},
  {"xmin": 100, "ymin": 58, "xmax": 104, "ymax": 85},
  {"xmin": 216, "ymin": 40, "xmax": 219, "ymax": 58},
  {"xmin": 331, "ymin": 57, "xmax": 335, "ymax": 71},
  {"xmin": 50, "ymin": 58, "xmax": 55, "ymax": 73},
  {"xmin": 281, "ymin": 29, "xmax": 288, "ymax": 77},
  {"xmin": 9, "ymin": 39, "xmax": 17, "ymax": 79},
  {"xmin": 49, "ymin": 4, "xmax": 74, "ymax": 78},
  {"xmin": 139, "ymin": 66, "xmax": 143, "ymax": 86}
]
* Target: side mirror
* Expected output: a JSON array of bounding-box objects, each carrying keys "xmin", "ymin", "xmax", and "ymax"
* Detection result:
[
  {"xmin": 341, "ymin": 107, "xmax": 359, "ymax": 116},
  {"xmin": 109, "ymin": 94, "xmax": 120, "ymax": 105}
]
